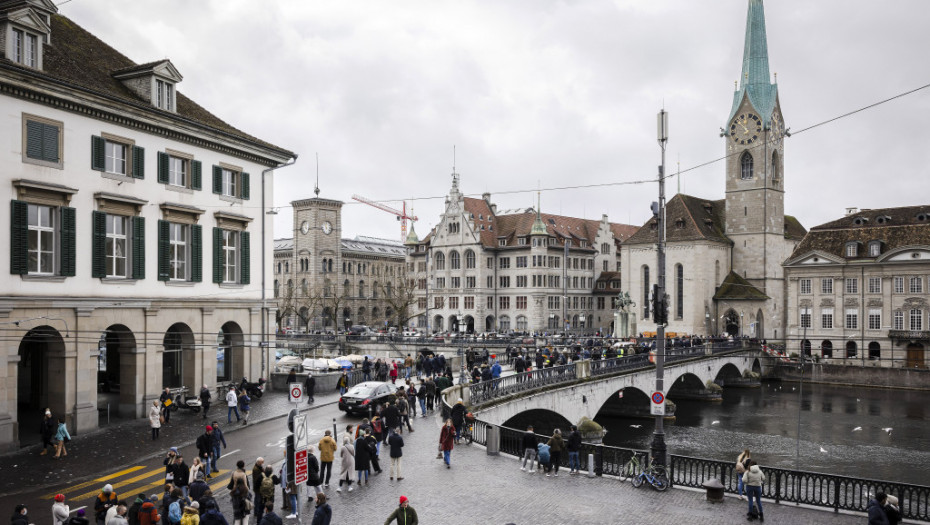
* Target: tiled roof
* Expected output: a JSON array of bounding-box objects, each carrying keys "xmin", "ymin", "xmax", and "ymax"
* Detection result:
[
  {"xmin": 788, "ymin": 205, "xmax": 930, "ymax": 261},
  {"xmin": 784, "ymin": 215, "xmax": 807, "ymax": 241},
  {"xmin": 713, "ymin": 271, "xmax": 769, "ymax": 301},
  {"xmin": 273, "ymin": 236, "xmax": 406, "ymax": 257},
  {"xmin": 624, "ymin": 194, "xmax": 730, "ymax": 245},
  {"xmin": 2, "ymin": 14, "xmax": 293, "ymax": 159}
]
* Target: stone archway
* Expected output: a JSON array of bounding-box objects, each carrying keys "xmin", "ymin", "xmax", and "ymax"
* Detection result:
[
  {"xmin": 433, "ymin": 315, "xmax": 444, "ymax": 333},
  {"xmin": 821, "ymin": 340, "xmax": 833, "ymax": 359},
  {"xmin": 723, "ymin": 310, "xmax": 740, "ymax": 337},
  {"xmin": 219, "ymin": 322, "xmax": 245, "ymax": 383},
  {"xmin": 755, "ymin": 309, "xmax": 764, "ymax": 339},
  {"xmin": 163, "ymin": 323, "xmax": 195, "ymax": 389},
  {"xmin": 464, "ymin": 315, "xmax": 475, "ymax": 334},
  {"xmin": 99, "ymin": 324, "xmax": 138, "ymax": 417},
  {"xmin": 17, "ymin": 326, "xmax": 66, "ymax": 446},
  {"xmin": 485, "ymin": 315, "xmax": 495, "ymax": 332}
]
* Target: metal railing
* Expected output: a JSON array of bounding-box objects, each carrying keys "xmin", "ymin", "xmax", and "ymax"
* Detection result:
[
  {"xmin": 590, "ymin": 354, "xmax": 650, "ymax": 376},
  {"xmin": 468, "ymin": 363, "xmax": 577, "ymax": 405},
  {"xmin": 669, "ymin": 455, "xmax": 929, "ymax": 521}
]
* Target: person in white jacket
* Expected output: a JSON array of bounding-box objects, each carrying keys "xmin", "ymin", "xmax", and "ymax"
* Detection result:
[
  {"xmin": 742, "ymin": 460, "xmax": 766, "ymax": 521},
  {"xmin": 226, "ymin": 386, "xmax": 240, "ymax": 423},
  {"xmin": 52, "ymin": 494, "xmax": 69, "ymax": 525}
]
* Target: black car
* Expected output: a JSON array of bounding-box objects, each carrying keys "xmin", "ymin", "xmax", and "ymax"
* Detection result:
[{"xmin": 338, "ymin": 381, "xmax": 394, "ymax": 416}]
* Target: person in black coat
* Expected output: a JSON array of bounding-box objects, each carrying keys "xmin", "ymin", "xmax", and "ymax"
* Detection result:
[
  {"xmin": 380, "ymin": 402, "xmax": 400, "ymax": 442},
  {"xmin": 10, "ymin": 505, "xmax": 29, "ymax": 525},
  {"xmin": 199, "ymin": 385, "xmax": 212, "ymax": 420},
  {"xmin": 304, "ymin": 373, "xmax": 316, "ymax": 404},
  {"xmin": 353, "ymin": 435, "xmax": 372, "ymax": 485},
  {"xmin": 364, "ymin": 429, "xmax": 382, "ymax": 474},
  {"xmin": 387, "ymin": 428, "xmax": 405, "ymax": 480},
  {"xmin": 40, "ymin": 409, "xmax": 55, "ymax": 455},
  {"xmin": 310, "ymin": 493, "xmax": 331, "ymax": 525}
]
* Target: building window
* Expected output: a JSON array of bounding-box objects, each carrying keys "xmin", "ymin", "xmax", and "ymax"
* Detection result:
[
  {"xmin": 499, "ymin": 239, "xmax": 506, "ymax": 247},
  {"xmin": 821, "ymin": 278, "xmax": 833, "ymax": 294},
  {"xmin": 465, "ymin": 250, "xmax": 476, "ymax": 269},
  {"xmin": 169, "ymin": 223, "xmax": 188, "ymax": 280},
  {"xmin": 821, "ymin": 308, "xmax": 834, "ymax": 329},
  {"xmin": 516, "ymin": 296, "xmax": 527, "ymax": 309},
  {"xmin": 597, "ymin": 297, "xmax": 605, "ymax": 310},
  {"xmin": 868, "ymin": 309, "xmax": 881, "ymax": 330},
  {"xmin": 499, "ymin": 257, "xmax": 510, "ymax": 269},
  {"xmin": 642, "ymin": 265, "xmax": 650, "ymax": 319},
  {"xmin": 518, "ymin": 237, "xmax": 527, "ymax": 246},
  {"xmin": 434, "ymin": 252, "xmax": 445, "ymax": 270},
  {"xmin": 516, "ymin": 275, "xmax": 527, "ymax": 287},
  {"xmin": 221, "ymin": 231, "xmax": 238, "ymax": 283},
  {"xmin": 499, "ymin": 296, "xmax": 510, "ymax": 309},
  {"xmin": 12, "ymin": 29, "xmax": 38, "ymax": 68},
  {"xmin": 846, "ymin": 243, "xmax": 858, "ymax": 258},
  {"xmin": 23, "ymin": 115, "xmax": 63, "ymax": 168},
  {"xmin": 909, "ymin": 277, "xmax": 923, "ymax": 294},
  {"xmin": 893, "ymin": 310, "xmax": 904, "ymax": 330},
  {"xmin": 450, "ymin": 250, "xmax": 460, "ymax": 270},
  {"xmin": 740, "ymin": 151, "xmax": 753, "ymax": 180},
  {"xmin": 434, "ymin": 297, "xmax": 443, "ymax": 309},
  {"xmin": 451, "ymin": 277, "xmax": 460, "ymax": 288},
  {"xmin": 169, "ymin": 156, "xmax": 188, "ymax": 186},
  {"xmin": 104, "ymin": 140, "xmax": 128, "ymax": 175},
  {"xmin": 675, "ymin": 264, "xmax": 684, "ymax": 319},
  {"xmin": 516, "ymin": 315, "xmax": 527, "ymax": 331},
  {"xmin": 601, "ymin": 243, "xmax": 610, "ymax": 254},
  {"xmin": 893, "ymin": 276, "xmax": 904, "ymax": 294},
  {"xmin": 516, "ymin": 256, "xmax": 527, "ymax": 268},
  {"xmin": 845, "ymin": 309, "xmax": 858, "ymax": 330},
  {"xmin": 869, "ymin": 242, "xmax": 881, "ymax": 257},
  {"xmin": 868, "ymin": 277, "xmax": 882, "ymax": 294},
  {"xmin": 845, "ymin": 278, "xmax": 858, "ymax": 294},
  {"xmin": 911, "ymin": 309, "xmax": 923, "ymax": 331},
  {"xmin": 213, "ymin": 165, "xmax": 250, "ymax": 199},
  {"xmin": 499, "ymin": 276, "xmax": 510, "ymax": 288},
  {"xmin": 466, "ymin": 276, "xmax": 476, "ymax": 288},
  {"xmin": 448, "ymin": 296, "xmax": 458, "ymax": 309},
  {"xmin": 499, "ymin": 315, "xmax": 511, "ymax": 331},
  {"xmin": 771, "ymin": 151, "xmax": 779, "ymax": 181},
  {"xmin": 155, "ymin": 79, "xmax": 175, "ymax": 111},
  {"xmin": 464, "ymin": 296, "xmax": 474, "ymax": 309},
  {"xmin": 105, "ymin": 215, "xmax": 129, "ymax": 278},
  {"xmin": 435, "ymin": 277, "xmax": 445, "ymax": 289},
  {"xmin": 800, "ymin": 307, "xmax": 811, "ymax": 329},
  {"xmin": 486, "ymin": 276, "xmax": 493, "ymax": 288},
  {"xmin": 800, "ymin": 279, "xmax": 812, "ymax": 294},
  {"xmin": 27, "ymin": 204, "xmax": 56, "ymax": 275},
  {"xmin": 548, "ymin": 296, "xmax": 560, "ymax": 310}
]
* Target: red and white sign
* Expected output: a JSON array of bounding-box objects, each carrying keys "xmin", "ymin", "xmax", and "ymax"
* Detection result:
[
  {"xmin": 289, "ymin": 383, "xmax": 303, "ymax": 403},
  {"xmin": 651, "ymin": 390, "xmax": 666, "ymax": 416},
  {"xmin": 294, "ymin": 448, "xmax": 308, "ymax": 484}
]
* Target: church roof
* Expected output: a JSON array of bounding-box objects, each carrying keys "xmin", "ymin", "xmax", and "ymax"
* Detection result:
[
  {"xmin": 788, "ymin": 205, "xmax": 930, "ymax": 261},
  {"xmin": 623, "ymin": 194, "xmax": 730, "ymax": 246},
  {"xmin": 727, "ymin": 0, "xmax": 779, "ymax": 126},
  {"xmin": 713, "ymin": 271, "xmax": 769, "ymax": 301}
]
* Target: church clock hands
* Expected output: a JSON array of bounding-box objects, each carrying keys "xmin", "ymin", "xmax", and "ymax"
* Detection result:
[
  {"xmin": 729, "ymin": 113, "xmax": 762, "ymax": 145},
  {"xmin": 769, "ymin": 113, "xmax": 786, "ymax": 146}
]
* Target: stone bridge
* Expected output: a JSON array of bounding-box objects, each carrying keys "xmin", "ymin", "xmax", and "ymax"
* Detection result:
[{"xmin": 474, "ymin": 349, "xmax": 769, "ymax": 428}]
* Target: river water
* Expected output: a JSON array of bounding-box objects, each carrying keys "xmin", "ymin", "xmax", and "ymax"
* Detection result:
[{"xmin": 597, "ymin": 381, "xmax": 930, "ymax": 486}]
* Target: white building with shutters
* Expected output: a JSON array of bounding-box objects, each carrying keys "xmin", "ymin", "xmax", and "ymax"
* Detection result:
[{"xmin": 0, "ymin": 0, "xmax": 294, "ymax": 451}]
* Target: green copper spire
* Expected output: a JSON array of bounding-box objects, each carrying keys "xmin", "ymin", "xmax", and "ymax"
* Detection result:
[
  {"xmin": 530, "ymin": 191, "xmax": 547, "ymax": 236},
  {"xmin": 404, "ymin": 222, "xmax": 419, "ymax": 245},
  {"xmin": 727, "ymin": 0, "xmax": 778, "ymax": 126}
]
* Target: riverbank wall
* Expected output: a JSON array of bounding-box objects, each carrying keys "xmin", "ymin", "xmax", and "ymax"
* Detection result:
[{"xmin": 774, "ymin": 362, "xmax": 930, "ymax": 390}]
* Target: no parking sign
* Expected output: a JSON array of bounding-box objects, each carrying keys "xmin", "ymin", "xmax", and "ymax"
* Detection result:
[
  {"xmin": 289, "ymin": 383, "xmax": 303, "ymax": 403},
  {"xmin": 651, "ymin": 390, "xmax": 665, "ymax": 416}
]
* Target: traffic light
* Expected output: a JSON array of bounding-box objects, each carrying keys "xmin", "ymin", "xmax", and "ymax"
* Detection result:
[{"xmin": 652, "ymin": 285, "xmax": 669, "ymax": 326}]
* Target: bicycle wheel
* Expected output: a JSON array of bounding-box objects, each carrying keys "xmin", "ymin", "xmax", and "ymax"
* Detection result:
[
  {"xmin": 622, "ymin": 459, "xmax": 640, "ymax": 481},
  {"xmin": 464, "ymin": 431, "xmax": 473, "ymax": 445},
  {"xmin": 631, "ymin": 473, "xmax": 644, "ymax": 488},
  {"xmin": 651, "ymin": 474, "xmax": 669, "ymax": 492}
]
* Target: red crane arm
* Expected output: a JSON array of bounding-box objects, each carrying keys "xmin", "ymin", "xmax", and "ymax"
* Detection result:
[{"xmin": 351, "ymin": 194, "xmax": 418, "ymax": 221}]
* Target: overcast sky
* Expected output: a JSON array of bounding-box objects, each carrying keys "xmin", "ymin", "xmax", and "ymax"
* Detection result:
[{"xmin": 63, "ymin": 0, "xmax": 930, "ymax": 242}]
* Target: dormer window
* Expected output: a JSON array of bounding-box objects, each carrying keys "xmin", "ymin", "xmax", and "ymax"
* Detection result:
[
  {"xmin": 846, "ymin": 242, "xmax": 859, "ymax": 258},
  {"xmin": 113, "ymin": 60, "xmax": 183, "ymax": 113},
  {"xmin": 156, "ymin": 79, "xmax": 175, "ymax": 111},
  {"xmin": 869, "ymin": 241, "xmax": 882, "ymax": 257},
  {"xmin": 12, "ymin": 28, "xmax": 38, "ymax": 67}
]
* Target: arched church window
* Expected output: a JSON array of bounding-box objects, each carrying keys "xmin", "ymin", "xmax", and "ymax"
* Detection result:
[{"xmin": 740, "ymin": 151, "xmax": 753, "ymax": 180}]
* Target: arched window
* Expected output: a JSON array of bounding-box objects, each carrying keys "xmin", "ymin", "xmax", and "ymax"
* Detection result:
[
  {"xmin": 771, "ymin": 151, "xmax": 779, "ymax": 181},
  {"xmin": 322, "ymin": 259, "xmax": 327, "ymax": 272},
  {"xmin": 372, "ymin": 282, "xmax": 379, "ymax": 299},
  {"xmin": 516, "ymin": 315, "xmax": 527, "ymax": 331},
  {"xmin": 676, "ymin": 263, "xmax": 684, "ymax": 319},
  {"xmin": 868, "ymin": 342, "xmax": 881, "ymax": 360},
  {"xmin": 358, "ymin": 280, "xmax": 366, "ymax": 298},
  {"xmin": 450, "ymin": 250, "xmax": 460, "ymax": 270},
  {"xmin": 285, "ymin": 261, "xmax": 289, "ymax": 273},
  {"xmin": 465, "ymin": 249, "xmax": 476, "ymax": 269},
  {"xmin": 343, "ymin": 279, "xmax": 351, "ymax": 297},
  {"xmin": 499, "ymin": 315, "xmax": 511, "ymax": 331},
  {"xmin": 328, "ymin": 259, "xmax": 333, "ymax": 272},
  {"xmin": 434, "ymin": 251, "xmax": 445, "ymax": 270},
  {"xmin": 740, "ymin": 151, "xmax": 753, "ymax": 180},
  {"xmin": 642, "ymin": 265, "xmax": 650, "ymax": 319}
]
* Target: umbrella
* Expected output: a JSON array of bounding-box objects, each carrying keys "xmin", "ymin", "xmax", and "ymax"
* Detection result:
[
  {"xmin": 334, "ymin": 359, "xmax": 353, "ymax": 369},
  {"xmin": 324, "ymin": 358, "xmax": 343, "ymax": 370}
]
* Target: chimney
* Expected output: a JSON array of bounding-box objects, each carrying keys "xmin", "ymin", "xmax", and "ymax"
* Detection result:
[
  {"xmin": 845, "ymin": 207, "xmax": 858, "ymax": 216},
  {"xmin": 482, "ymin": 192, "xmax": 491, "ymax": 203},
  {"xmin": 602, "ymin": 214, "xmax": 609, "ymax": 223}
]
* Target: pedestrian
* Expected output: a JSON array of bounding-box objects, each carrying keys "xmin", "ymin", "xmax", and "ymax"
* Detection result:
[
  {"xmin": 40, "ymin": 408, "xmax": 55, "ymax": 455},
  {"xmin": 257, "ymin": 467, "xmax": 278, "ymax": 524},
  {"xmin": 238, "ymin": 390, "xmax": 251, "ymax": 425},
  {"xmin": 228, "ymin": 461, "xmax": 249, "ymax": 525},
  {"xmin": 179, "ymin": 502, "xmax": 198, "ymax": 525},
  {"xmin": 545, "ymin": 429, "xmax": 564, "ymax": 477},
  {"xmin": 304, "ymin": 372, "xmax": 316, "ymax": 404},
  {"xmin": 867, "ymin": 492, "xmax": 889, "ymax": 525},
  {"xmin": 171, "ymin": 456, "xmax": 191, "ymax": 499},
  {"xmin": 258, "ymin": 501, "xmax": 281, "ymax": 525},
  {"xmin": 735, "ymin": 448, "xmax": 751, "ymax": 500},
  {"xmin": 354, "ymin": 432, "xmax": 372, "ymax": 486},
  {"xmin": 209, "ymin": 422, "xmax": 227, "ymax": 473},
  {"xmin": 336, "ymin": 372, "xmax": 348, "ymax": 395},
  {"xmin": 450, "ymin": 398, "xmax": 466, "ymax": 441},
  {"xmin": 885, "ymin": 495, "xmax": 902, "ymax": 525},
  {"xmin": 199, "ymin": 500, "xmax": 228, "ymax": 525},
  {"xmin": 415, "ymin": 354, "xmax": 423, "ymax": 379},
  {"xmin": 196, "ymin": 490, "xmax": 217, "ymax": 518},
  {"xmin": 389, "ymin": 361, "xmax": 398, "ymax": 384},
  {"xmin": 52, "ymin": 494, "xmax": 69, "ymax": 525},
  {"xmin": 742, "ymin": 460, "xmax": 765, "ymax": 522},
  {"xmin": 424, "ymin": 378, "xmax": 436, "ymax": 413},
  {"xmin": 384, "ymin": 495, "xmax": 418, "ymax": 525},
  {"xmin": 52, "ymin": 417, "xmax": 70, "ymax": 459},
  {"xmin": 318, "ymin": 430, "xmax": 337, "ymax": 488},
  {"xmin": 336, "ymin": 437, "xmax": 355, "ymax": 493},
  {"xmin": 106, "ymin": 501, "xmax": 126, "ymax": 525},
  {"xmin": 160, "ymin": 388, "xmax": 173, "ymax": 424},
  {"xmin": 396, "ymin": 392, "xmax": 413, "ymax": 433},
  {"xmin": 149, "ymin": 401, "xmax": 162, "ymax": 441},
  {"xmin": 310, "ymin": 493, "xmax": 331, "ymax": 525},
  {"xmin": 189, "ymin": 458, "xmax": 204, "ymax": 486},
  {"xmin": 225, "ymin": 387, "xmax": 240, "ymax": 423},
  {"xmin": 566, "ymin": 425, "xmax": 582, "ymax": 475},
  {"xmin": 381, "ymin": 402, "xmax": 400, "ymax": 442},
  {"xmin": 188, "ymin": 472, "xmax": 208, "ymax": 502},
  {"xmin": 127, "ymin": 494, "xmax": 145, "ymax": 525},
  {"xmin": 362, "ymin": 357, "xmax": 372, "ymax": 382},
  {"xmin": 365, "ymin": 428, "xmax": 383, "ymax": 475},
  {"xmin": 388, "ymin": 427, "xmax": 404, "ymax": 481},
  {"xmin": 199, "ymin": 385, "xmax": 211, "ymax": 420},
  {"xmin": 370, "ymin": 416, "xmax": 384, "ymax": 454},
  {"xmin": 251, "ymin": 458, "xmax": 265, "ymax": 521},
  {"xmin": 520, "ymin": 425, "xmax": 538, "ymax": 473},
  {"xmin": 95, "ymin": 485, "xmax": 119, "ymax": 525},
  {"xmin": 166, "ymin": 488, "xmax": 185, "ymax": 525},
  {"xmin": 537, "ymin": 441, "xmax": 551, "ymax": 475},
  {"xmin": 195, "ymin": 427, "xmax": 214, "ymax": 478},
  {"xmin": 286, "ymin": 369, "xmax": 297, "ymax": 385},
  {"xmin": 403, "ymin": 354, "xmax": 413, "ymax": 379},
  {"xmin": 416, "ymin": 383, "xmax": 427, "ymax": 416},
  {"xmin": 137, "ymin": 496, "xmax": 159, "ymax": 525},
  {"xmin": 164, "ymin": 447, "xmax": 179, "ymax": 485},
  {"xmin": 439, "ymin": 418, "xmax": 455, "ymax": 468}
]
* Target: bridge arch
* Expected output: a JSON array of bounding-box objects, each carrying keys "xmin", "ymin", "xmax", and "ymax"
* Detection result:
[{"xmin": 503, "ymin": 408, "xmax": 573, "ymax": 437}]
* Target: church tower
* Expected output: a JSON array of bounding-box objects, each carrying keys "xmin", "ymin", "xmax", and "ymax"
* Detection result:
[{"xmin": 724, "ymin": 0, "xmax": 786, "ymax": 293}]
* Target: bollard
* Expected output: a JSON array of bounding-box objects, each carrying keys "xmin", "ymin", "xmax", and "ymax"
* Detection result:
[
  {"xmin": 486, "ymin": 425, "xmax": 500, "ymax": 456},
  {"xmin": 587, "ymin": 453, "xmax": 595, "ymax": 478}
]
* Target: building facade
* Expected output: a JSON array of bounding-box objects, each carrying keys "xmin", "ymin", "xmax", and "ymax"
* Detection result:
[
  {"xmin": 273, "ymin": 196, "xmax": 406, "ymax": 331},
  {"xmin": 0, "ymin": 1, "xmax": 293, "ymax": 450},
  {"xmin": 784, "ymin": 206, "xmax": 930, "ymax": 368},
  {"xmin": 406, "ymin": 174, "xmax": 638, "ymax": 334},
  {"xmin": 621, "ymin": 0, "xmax": 805, "ymax": 341}
]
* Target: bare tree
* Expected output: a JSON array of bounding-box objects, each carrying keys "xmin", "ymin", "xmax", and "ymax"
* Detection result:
[
  {"xmin": 375, "ymin": 268, "xmax": 424, "ymax": 329},
  {"xmin": 275, "ymin": 280, "xmax": 299, "ymax": 331}
]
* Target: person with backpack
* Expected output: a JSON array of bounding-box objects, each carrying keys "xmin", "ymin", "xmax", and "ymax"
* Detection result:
[
  {"xmin": 545, "ymin": 429, "xmax": 564, "ymax": 477},
  {"xmin": 126, "ymin": 494, "xmax": 145, "ymax": 525},
  {"xmin": 566, "ymin": 425, "xmax": 583, "ymax": 475},
  {"xmin": 537, "ymin": 441, "xmax": 551, "ymax": 475},
  {"xmin": 179, "ymin": 502, "xmax": 199, "ymax": 525},
  {"xmin": 257, "ymin": 467, "xmax": 278, "ymax": 524},
  {"xmin": 364, "ymin": 428, "xmax": 382, "ymax": 475},
  {"xmin": 166, "ymin": 488, "xmax": 186, "ymax": 525},
  {"xmin": 735, "ymin": 449, "xmax": 751, "ymax": 500},
  {"xmin": 362, "ymin": 357, "xmax": 372, "ymax": 381},
  {"xmin": 136, "ymin": 495, "xmax": 159, "ymax": 525},
  {"xmin": 238, "ymin": 391, "xmax": 251, "ymax": 425},
  {"xmin": 742, "ymin": 460, "xmax": 765, "ymax": 522}
]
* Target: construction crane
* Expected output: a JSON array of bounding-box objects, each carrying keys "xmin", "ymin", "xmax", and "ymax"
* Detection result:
[{"xmin": 351, "ymin": 194, "xmax": 418, "ymax": 242}]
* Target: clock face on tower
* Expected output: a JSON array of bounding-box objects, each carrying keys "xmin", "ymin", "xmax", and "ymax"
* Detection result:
[
  {"xmin": 322, "ymin": 221, "xmax": 333, "ymax": 235},
  {"xmin": 300, "ymin": 221, "xmax": 310, "ymax": 235},
  {"xmin": 729, "ymin": 113, "xmax": 762, "ymax": 145}
]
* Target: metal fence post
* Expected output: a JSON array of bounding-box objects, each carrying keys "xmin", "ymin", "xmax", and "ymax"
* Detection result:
[
  {"xmin": 594, "ymin": 446, "xmax": 603, "ymax": 476},
  {"xmin": 487, "ymin": 425, "xmax": 500, "ymax": 456}
]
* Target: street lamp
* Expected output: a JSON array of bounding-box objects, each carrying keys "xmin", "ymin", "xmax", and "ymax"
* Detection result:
[
  {"xmin": 456, "ymin": 311, "xmax": 468, "ymax": 385},
  {"xmin": 651, "ymin": 107, "xmax": 669, "ymax": 467}
]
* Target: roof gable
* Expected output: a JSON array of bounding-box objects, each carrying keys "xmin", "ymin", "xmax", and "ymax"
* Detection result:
[
  {"xmin": 713, "ymin": 271, "xmax": 769, "ymax": 301},
  {"xmin": 112, "ymin": 59, "xmax": 183, "ymax": 83},
  {"xmin": 624, "ymin": 194, "xmax": 730, "ymax": 245},
  {"xmin": 2, "ymin": 6, "xmax": 51, "ymax": 33}
]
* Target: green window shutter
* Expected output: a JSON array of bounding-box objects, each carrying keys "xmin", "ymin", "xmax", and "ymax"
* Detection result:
[
  {"xmin": 240, "ymin": 231, "xmax": 250, "ymax": 285},
  {"xmin": 191, "ymin": 160, "xmax": 202, "ymax": 191},
  {"xmin": 44, "ymin": 124, "xmax": 60, "ymax": 163},
  {"xmin": 212, "ymin": 166, "xmax": 222, "ymax": 195},
  {"xmin": 132, "ymin": 146, "xmax": 145, "ymax": 179},
  {"xmin": 191, "ymin": 224, "xmax": 202, "ymax": 282},
  {"xmin": 213, "ymin": 227, "xmax": 223, "ymax": 283},
  {"xmin": 132, "ymin": 216, "xmax": 145, "ymax": 279},
  {"xmin": 91, "ymin": 211, "xmax": 107, "ymax": 278},
  {"xmin": 241, "ymin": 172, "xmax": 250, "ymax": 200},
  {"xmin": 59, "ymin": 207, "xmax": 76, "ymax": 277},
  {"xmin": 91, "ymin": 135, "xmax": 106, "ymax": 171},
  {"xmin": 25, "ymin": 121, "xmax": 44, "ymax": 160},
  {"xmin": 10, "ymin": 200, "xmax": 28, "ymax": 275},
  {"xmin": 157, "ymin": 152, "xmax": 169, "ymax": 184},
  {"xmin": 157, "ymin": 220, "xmax": 170, "ymax": 281}
]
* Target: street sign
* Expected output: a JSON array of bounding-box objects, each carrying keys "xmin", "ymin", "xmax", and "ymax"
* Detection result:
[
  {"xmin": 294, "ymin": 448, "xmax": 308, "ymax": 484},
  {"xmin": 294, "ymin": 414, "xmax": 308, "ymax": 449},
  {"xmin": 289, "ymin": 383, "xmax": 303, "ymax": 403},
  {"xmin": 651, "ymin": 390, "xmax": 666, "ymax": 416}
]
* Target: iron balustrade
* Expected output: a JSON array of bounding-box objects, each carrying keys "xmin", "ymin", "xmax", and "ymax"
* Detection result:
[
  {"xmin": 590, "ymin": 354, "xmax": 650, "ymax": 376},
  {"xmin": 669, "ymin": 455, "xmax": 930, "ymax": 521},
  {"xmin": 468, "ymin": 363, "xmax": 577, "ymax": 405}
]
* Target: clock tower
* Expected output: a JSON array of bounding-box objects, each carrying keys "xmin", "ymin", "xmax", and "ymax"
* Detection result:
[
  {"xmin": 724, "ymin": 0, "xmax": 787, "ymax": 294},
  {"xmin": 292, "ymin": 196, "xmax": 342, "ymax": 297}
]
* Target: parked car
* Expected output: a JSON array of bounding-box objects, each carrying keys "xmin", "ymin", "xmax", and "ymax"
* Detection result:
[{"xmin": 338, "ymin": 381, "xmax": 395, "ymax": 416}]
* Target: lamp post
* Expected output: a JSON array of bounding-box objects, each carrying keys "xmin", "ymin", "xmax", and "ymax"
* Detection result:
[
  {"xmin": 456, "ymin": 311, "xmax": 468, "ymax": 385},
  {"xmin": 651, "ymin": 108, "xmax": 669, "ymax": 467}
]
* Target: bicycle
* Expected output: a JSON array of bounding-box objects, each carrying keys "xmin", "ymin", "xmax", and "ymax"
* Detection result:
[
  {"xmin": 460, "ymin": 414, "xmax": 475, "ymax": 445},
  {"xmin": 623, "ymin": 455, "xmax": 668, "ymax": 491}
]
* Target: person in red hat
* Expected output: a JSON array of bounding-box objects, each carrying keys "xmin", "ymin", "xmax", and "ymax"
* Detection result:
[
  {"xmin": 52, "ymin": 494, "xmax": 69, "ymax": 525},
  {"xmin": 383, "ymin": 495, "xmax": 418, "ymax": 525},
  {"xmin": 196, "ymin": 426, "xmax": 214, "ymax": 478}
]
